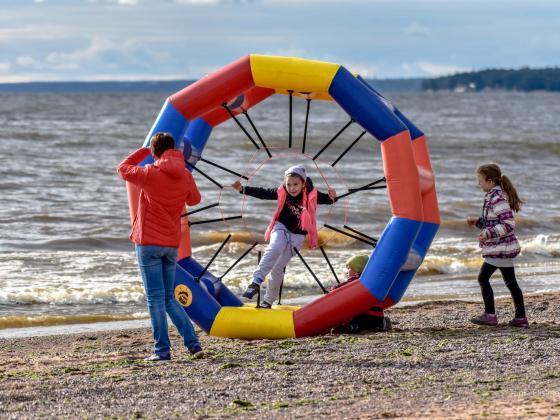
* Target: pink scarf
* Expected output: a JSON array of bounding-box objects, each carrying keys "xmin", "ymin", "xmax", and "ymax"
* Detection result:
[{"xmin": 265, "ymin": 184, "xmax": 318, "ymax": 248}]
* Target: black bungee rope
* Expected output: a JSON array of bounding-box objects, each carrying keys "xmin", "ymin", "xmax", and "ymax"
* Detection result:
[
  {"xmin": 331, "ymin": 130, "xmax": 367, "ymax": 167},
  {"xmin": 302, "ymin": 96, "xmax": 312, "ymax": 154},
  {"xmin": 288, "ymin": 90, "xmax": 293, "ymax": 148},
  {"xmin": 222, "ymin": 104, "xmax": 261, "ymax": 150},
  {"xmin": 323, "ymin": 224, "xmax": 376, "ymax": 247},
  {"xmin": 278, "ymin": 266, "xmax": 286, "ymax": 305},
  {"xmin": 189, "ymin": 215, "xmax": 242, "ymax": 227},
  {"xmin": 220, "ymin": 241, "xmax": 259, "ymax": 280},
  {"xmin": 181, "ymin": 202, "xmax": 219, "ymax": 218},
  {"xmin": 293, "ymin": 247, "xmax": 328, "ymax": 294},
  {"xmin": 336, "ymin": 177, "xmax": 386, "ymax": 200},
  {"xmin": 319, "ymin": 245, "xmax": 339, "ymax": 284},
  {"xmin": 312, "ymin": 119, "xmax": 354, "ymax": 160},
  {"xmin": 195, "ymin": 234, "xmax": 232, "ymax": 282},
  {"xmin": 186, "ymin": 162, "xmax": 223, "ymax": 189},
  {"xmin": 343, "ymin": 224, "xmax": 378, "ymax": 244},
  {"xmin": 243, "ymin": 111, "xmax": 272, "ymax": 158},
  {"xmin": 199, "ymin": 157, "xmax": 249, "ymax": 180}
]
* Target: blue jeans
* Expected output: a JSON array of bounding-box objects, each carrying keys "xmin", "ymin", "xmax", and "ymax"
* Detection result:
[{"xmin": 136, "ymin": 245, "xmax": 199, "ymax": 355}]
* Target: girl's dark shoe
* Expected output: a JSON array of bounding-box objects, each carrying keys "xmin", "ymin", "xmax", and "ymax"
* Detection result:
[
  {"xmin": 509, "ymin": 317, "xmax": 529, "ymax": 328},
  {"xmin": 242, "ymin": 282, "xmax": 260, "ymax": 299},
  {"xmin": 470, "ymin": 313, "xmax": 498, "ymax": 326}
]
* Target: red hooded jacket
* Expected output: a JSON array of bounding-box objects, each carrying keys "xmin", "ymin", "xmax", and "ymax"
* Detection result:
[{"xmin": 117, "ymin": 148, "xmax": 201, "ymax": 247}]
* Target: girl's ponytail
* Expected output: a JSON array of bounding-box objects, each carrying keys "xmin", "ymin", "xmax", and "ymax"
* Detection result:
[
  {"xmin": 501, "ymin": 175, "xmax": 524, "ymax": 213},
  {"xmin": 477, "ymin": 163, "xmax": 524, "ymax": 213}
]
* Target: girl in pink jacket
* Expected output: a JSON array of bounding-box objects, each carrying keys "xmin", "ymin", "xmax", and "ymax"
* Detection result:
[
  {"xmin": 467, "ymin": 163, "xmax": 528, "ymax": 328},
  {"xmin": 231, "ymin": 166, "xmax": 336, "ymax": 308}
]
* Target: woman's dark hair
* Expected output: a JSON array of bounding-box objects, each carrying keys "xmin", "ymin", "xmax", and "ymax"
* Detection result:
[
  {"xmin": 477, "ymin": 163, "xmax": 524, "ymax": 212},
  {"xmin": 150, "ymin": 132, "xmax": 176, "ymax": 158}
]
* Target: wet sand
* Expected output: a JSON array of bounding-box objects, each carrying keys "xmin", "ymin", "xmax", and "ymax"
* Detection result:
[{"xmin": 1, "ymin": 293, "xmax": 560, "ymax": 419}]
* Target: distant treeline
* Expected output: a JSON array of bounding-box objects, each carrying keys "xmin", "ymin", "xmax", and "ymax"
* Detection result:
[{"xmin": 422, "ymin": 67, "xmax": 560, "ymax": 92}]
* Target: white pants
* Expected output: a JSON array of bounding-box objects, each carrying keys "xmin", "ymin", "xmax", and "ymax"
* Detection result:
[{"xmin": 253, "ymin": 222, "xmax": 306, "ymax": 304}]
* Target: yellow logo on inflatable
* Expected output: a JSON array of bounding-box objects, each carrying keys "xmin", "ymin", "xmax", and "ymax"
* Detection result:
[{"xmin": 174, "ymin": 284, "xmax": 193, "ymax": 307}]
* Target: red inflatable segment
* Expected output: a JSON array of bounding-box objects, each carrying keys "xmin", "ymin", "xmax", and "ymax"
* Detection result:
[
  {"xmin": 381, "ymin": 130, "xmax": 424, "ymax": 222},
  {"xmin": 200, "ymin": 86, "xmax": 275, "ymax": 127},
  {"xmin": 412, "ymin": 135, "xmax": 440, "ymax": 224},
  {"xmin": 170, "ymin": 55, "xmax": 254, "ymax": 120},
  {"xmin": 293, "ymin": 280, "xmax": 381, "ymax": 337}
]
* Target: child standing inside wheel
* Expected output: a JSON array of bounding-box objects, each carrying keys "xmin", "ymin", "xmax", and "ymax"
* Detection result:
[{"xmin": 231, "ymin": 165, "xmax": 336, "ymax": 308}]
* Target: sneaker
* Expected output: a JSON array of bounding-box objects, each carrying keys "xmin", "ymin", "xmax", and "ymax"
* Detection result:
[
  {"xmin": 260, "ymin": 301, "xmax": 272, "ymax": 309},
  {"xmin": 242, "ymin": 282, "xmax": 260, "ymax": 299},
  {"xmin": 470, "ymin": 313, "xmax": 498, "ymax": 326},
  {"xmin": 509, "ymin": 317, "xmax": 529, "ymax": 328},
  {"xmin": 144, "ymin": 352, "xmax": 171, "ymax": 361},
  {"xmin": 188, "ymin": 343, "xmax": 203, "ymax": 355}
]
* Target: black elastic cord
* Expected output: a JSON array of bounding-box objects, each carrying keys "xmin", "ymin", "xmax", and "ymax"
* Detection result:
[
  {"xmin": 181, "ymin": 202, "xmax": 219, "ymax": 218},
  {"xmin": 342, "ymin": 225, "xmax": 378, "ymax": 244},
  {"xmin": 288, "ymin": 90, "xmax": 293, "ymax": 148},
  {"xmin": 196, "ymin": 234, "xmax": 231, "ymax": 282},
  {"xmin": 186, "ymin": 162, "xmax": 223, "ymax": 189},
  {"xmin": 243, "ymin": 111, "xmax": 272, "ymax": 158},
  {"xmin": 337, "ymin": 177, "xmax": 386, "ymax": 200},
  {"xmin": 200, "ymin": 157, "xmax": 248, "ymax": 180},
  {"xmin": 222, "ymin": 104, "xmax": 261, "ymax": 150},
  {"xmin": 278, "ymin": 267, "xmax": 286, "ymax": 305},
  {"xmin": 331, "ymin": 130, "xmax": 367, "ymax": 167},
  {"xmin": 256, "ymin": 251, "xmax": 262, "ymax": 308},
  {"xmin": 348, "ymin": 186, "xmax": 387, "ymax": 193},
  {"xmin": 323, "ymin": 224, "xmax": 376, "ymax": 247},
  {"xmin": 220, "ymin": 241, "xmax": 259, "ymax": 280},
  {"xmin": 189, "ymin": 215, "xmax": 242, "ymax": 227},
  {"xmin": 293, "ymin": 247, "xmax": 327, "ymax": 294},
  {"xmin": 312, "ymin": 119, "xmax": 354, "ymax": 160},
  {"xmin": 319, "ymin": 246, "xmax": 339, "ymax": 284},
  {"xmin": 302, "ymin": 97, "xmax": 311, "ymax": 154}
]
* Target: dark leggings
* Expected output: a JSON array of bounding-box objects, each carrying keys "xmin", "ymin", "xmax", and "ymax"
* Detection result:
[{"xmin": 478, "ymin": 262, "xmax": 526, "ymax": 318}]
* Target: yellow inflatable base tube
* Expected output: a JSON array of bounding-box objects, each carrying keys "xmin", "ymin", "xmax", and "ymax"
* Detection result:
[{"xmin": 209, "ymin": 305, "xmax": 298, "ymax": 340}]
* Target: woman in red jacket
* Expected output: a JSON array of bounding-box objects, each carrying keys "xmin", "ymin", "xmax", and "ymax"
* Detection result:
[{"xmin": 117, "ymin": 132, "xmax": 202, "ymax": 360}]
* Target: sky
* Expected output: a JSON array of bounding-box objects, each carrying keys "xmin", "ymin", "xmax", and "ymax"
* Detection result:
[{"xmin": 1, "ymin": 0, "xmax": 559, "ymax": 83}]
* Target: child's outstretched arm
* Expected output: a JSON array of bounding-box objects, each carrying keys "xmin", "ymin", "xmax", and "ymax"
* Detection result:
[
  {"xmin": 230, "ymin": 180, "xmax": 278, "ymax": 200},
  {"xmin": 317, "ymin": 187, "xmax": 337, "ymax": 204}
]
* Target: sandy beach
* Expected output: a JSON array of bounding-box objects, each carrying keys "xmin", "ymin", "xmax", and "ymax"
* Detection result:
[{"xmin": 1, "ymin": 293, "xmax": 559, "ymax": 419}]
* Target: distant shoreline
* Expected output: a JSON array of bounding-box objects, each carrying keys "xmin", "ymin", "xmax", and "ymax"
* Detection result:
[{"xmin": 0, "ymin": 78, "xmax": 424, "ymax": 93}]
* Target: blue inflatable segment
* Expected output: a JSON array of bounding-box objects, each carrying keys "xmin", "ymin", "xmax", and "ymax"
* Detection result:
[
  {"xmin": 139, "ymin": 98, "xmax": 190, "ymax": 167},
  {"xmin": 329, "ymin": 67, "xmax": 408, "ymax": 141},
  {"xmin": 386, "ymin": 222, "xmax": 439, "ymax": 302},
  {"xmin": 393, "ymin": 109, "xmax": 424, "ymax": 141},
  {"xmin": 178, "ymin": 257, "xmax": 243, "ymax": 307},
  {"xmin": 359, "ymin": 217, "xmax": 421, "ymax": 301},
  {"xmin": 356, "ymin": 75, "xmax": 424, "ymax": 141},
  {"xmin": 174, "ymin": 263, "xmax": 221, "ymax": 333}
]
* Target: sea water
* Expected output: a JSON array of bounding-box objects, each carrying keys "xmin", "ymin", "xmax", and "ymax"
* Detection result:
[{"xmin": 1, "ymin": 90, "xmax": 559, "ymax": 330}]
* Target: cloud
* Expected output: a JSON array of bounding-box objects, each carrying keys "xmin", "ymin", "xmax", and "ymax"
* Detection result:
[
  {"xmin": 0, "ymin": 25, "xmax": 70, "ymax": 41},
  {"xmin": 16, "ymin": 56, "xmax": 38, "ymax": 67},
  {"xmin": 403, "ymin": 23, "xmax": 430, "ymax": 36},
  {"xmin": 117, "ymin": 0, "xmax": 139, "ymax": 5},
  {"xmin": 0, "ymin": 62, "xmax": 11, "ymax": 72},
  {"xmin": 417, "ymin": 61, "xmax": 469, "ymax": 76},
  {"xmin": 400, "ymin": 61, "xmax": 469, "ymax": 77},
  {"xmin": 45, "ymin": 37, "xmax": 131, "ymax": 66}
]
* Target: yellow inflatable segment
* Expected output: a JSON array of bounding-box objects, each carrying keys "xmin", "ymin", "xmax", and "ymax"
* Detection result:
[
  {"xmin": 209, "ymin": 305, "xmax": 298, "ymax": 340},
  {"xmin": 250, "ymin": 55, "xmax": 340, "ymax": 99}
]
